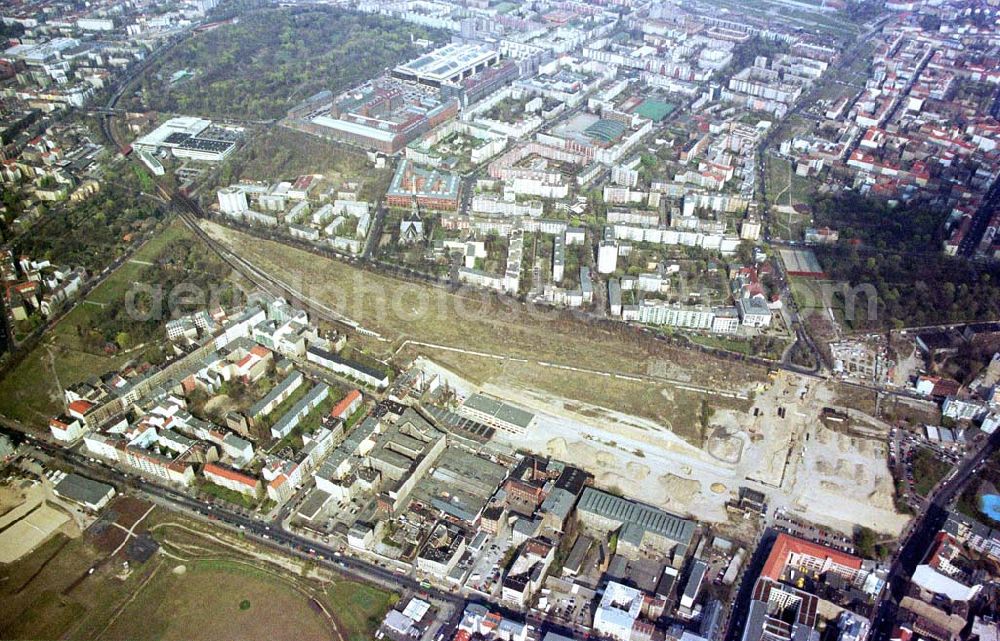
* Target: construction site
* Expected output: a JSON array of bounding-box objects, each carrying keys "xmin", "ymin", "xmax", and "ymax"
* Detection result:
[{"xmin": 420, "ymin": 357, "xmax": 906, "ymax": 535}]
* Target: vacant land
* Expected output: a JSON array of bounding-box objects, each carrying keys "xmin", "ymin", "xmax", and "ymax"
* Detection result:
[
  {"xmin": 138, "ymin": 511, "xmax": 394, "ymax": 641},
  {"xmin": 202, "ymin": 221, "xmax": 766, "ymax": 388},
  {"xmin": 0, "ymin": 533, "xmax": 148, "ymax": 641},
  {"xmin": 913, "ymin": 447, "xmax": 952, "ymax": 497},
  {"xmin": 102, "ymin": 560, "xmax": 335, "ymax": 641},
  {"xmin": 327, "ymin": 581, "xmax": 397, "ymax": 641},
  {"xmin": 411, "ymin": 347, "xmax": 716, "ymax": 443},
  {"xmin": 202, "ymin": 221, "xmax": 767, "ymax": 444},
  {"xmin": 127, "ymin": 7, "xmax": 444, "ymax": 119},
  {"xmin": 2, "ymin": 504, "xmax": 397, "ymax": 641}
]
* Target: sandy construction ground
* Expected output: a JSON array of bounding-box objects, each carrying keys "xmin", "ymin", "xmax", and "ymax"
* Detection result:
[
  {"xmin": 782, "ymin": 424, "xmax": 908, "ymax": 533},
  {"xmin": 0, "ymin": 477, "xmax": 87, "ymax": 563},
  {"xmin": 417, "ymin": 359, "xmax": 908, "ymax": 535}
]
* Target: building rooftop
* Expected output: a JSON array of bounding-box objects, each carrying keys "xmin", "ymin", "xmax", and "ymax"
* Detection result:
[
  {"xmin": 53, "ymin": 473, "xmax": 113, "ymax": 506},
  {"xmin": 462, "ymin": 393, "xmax": 534, "ymax": 429},
  {"xmin": 578, "ymin": 487, "xmax": 696, "ymax": 548},
  {"xmin": 760, "ymin": 533, "xmax": 863, "ymax": 581},
  {"xmin": 387, "ymin": 159, "xmax": 460, "ymax": 201},
  {"xmin": 394, "ymin": 43, "xmax": 498, "ymax": 85}
]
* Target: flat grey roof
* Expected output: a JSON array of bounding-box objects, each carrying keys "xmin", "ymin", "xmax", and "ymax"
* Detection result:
[
  {"xmin": 578, "ymin": 487, "xmax": 695, "ymax": 546},
  {"xmin": 463, "ymin": 393, "xmax": 534, "ymax": 429},
  {"xmin": 54, "ymin": 473, "xmax": 113, "ymax": 506}
]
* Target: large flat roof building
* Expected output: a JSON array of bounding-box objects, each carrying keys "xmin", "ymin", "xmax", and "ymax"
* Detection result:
[
  {"xmin": 458, "ymin": 393, "xmax": 535, "ymax": 435},
  {"xmin": 577, "ymin": 487, "xmax": 696, "ymax": 563},
  {"xmin": 393, "ymin": 43, "xmax": 501, "ymax": 88},
  {"xmin": 53, "ymin": 473, "xmax": 115, "ymax": 511},
  {"xmin": 133, "ymin": 117, "xmax": 240, "ymax": 162}
]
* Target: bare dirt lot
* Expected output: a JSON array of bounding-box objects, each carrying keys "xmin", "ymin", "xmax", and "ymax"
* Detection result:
[
  {"xmin": 418, "ymin": 358, "xmax": 908, "ymax": 534},
  {"xmin": 0, "ymin": 479, "xmax": 82, "ymax": 564}
]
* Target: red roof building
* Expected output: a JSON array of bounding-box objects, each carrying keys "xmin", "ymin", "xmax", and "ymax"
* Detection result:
[
  {"xmin": 330, "ymin": 389, "xmax": 363, "ymax": 420},
  {"xmin": 67, "ymin": 399, "xmax": 95, "ymax": 420},
  {"xmin": 761, "ymin": 533, "xmax": 864, "ymax": 583}
]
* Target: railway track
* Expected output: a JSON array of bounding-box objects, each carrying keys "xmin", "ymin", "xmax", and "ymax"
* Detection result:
[{"xmin": 167, "ymin": 191, "xmax": 366, "ymax": 334}]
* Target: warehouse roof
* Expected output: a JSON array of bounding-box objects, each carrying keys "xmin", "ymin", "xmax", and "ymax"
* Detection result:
[
  {"xmin": 462, "ymin": 393, "xmax": 534, "ymax": 429},
  {"xmin": 578, "ymin": 487, "xmax": 695, "ymax": 546},
  {"xmin": 54, "ymin": 473, "xmax": 113, "ymax": 507}
]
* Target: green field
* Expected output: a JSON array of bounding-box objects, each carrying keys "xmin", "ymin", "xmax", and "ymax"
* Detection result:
[
  {"xmin": 327, "ymin": 581, "xmax": 398, "ymax": 641},
  {"xmin": 203, "ymin": 221, "xmax": 763, "ymax": 386},
  {"xmin": 764, "ymin": 157, "xmax": 816, "ymax": 242},
  {"xmin": 912, "ymin": 447, "xmax": 952, "ymax": 497},
  {"xmin": 0, "ymin": 506, "xmax": 398, "ymax": 641},
  {"xmin": 197, "ymin": 481, "xmax": 260, "ymax": 509},
  {"xmin": 689, "ymin": 334, "xmax": 754, "ymax": 356},
  {"xmin": 102, "ymin": 560, "xmax": 336, "ymax": 641}
]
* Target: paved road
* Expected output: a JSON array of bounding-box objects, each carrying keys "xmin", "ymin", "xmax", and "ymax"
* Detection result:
[
  {"xmin": 0, "ymin": 421, "xmax": 466, "ymax": 630},
  {"xmin": 867, "ymin": 428, "xmax": 1000, "ymax": 641},
  {"xmin": 956, "ymin": 174, "xmax": 1000, "ymax": 258}
]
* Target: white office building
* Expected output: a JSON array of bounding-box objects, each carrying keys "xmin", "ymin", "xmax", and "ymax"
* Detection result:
[{"xmin": 217, "ymin": 186, "xmax": 248, "ymax": 215}]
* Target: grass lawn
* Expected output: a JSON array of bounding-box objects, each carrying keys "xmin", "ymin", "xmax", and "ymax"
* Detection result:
[
  {"xmin": 140, "ymin": 510, "xmax": 397, "ymax": 641},
  {"xmin": 912, "ymin": 447, "xmax": 952, "ymax": 497},
  {"xmin": 102, "ymin": 559, "xmax": 335, "ymax": 641},
  {"xmin": 0, "ymin": 221, "xmax": 197, "ymax": 427},
  {"xmin": 326, "ymin": 581, "xmax": 396, "ymax": 641},
  {"xmin": 689, "ymin": 334, "xmax": 752, "ymax": 355},
  {"xmin": 788, "ymin": 277, "xmax": 844, "ymax": 318},
  {"xmin": 197, "ymin": 481, "xmax": 260, "ymax": 509},
  {"xmin": 765, "ymin": 156, "xmax": 815, "ymax": 240}
]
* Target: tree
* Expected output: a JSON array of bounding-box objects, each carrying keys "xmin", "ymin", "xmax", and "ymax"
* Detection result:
[
  {"xmin": 115, "ymin": 331, "xmax": 131, "ymax": 350},
  {"xmin": 853, "ymin": 526, "xmax": 878, "ymax": 559}
]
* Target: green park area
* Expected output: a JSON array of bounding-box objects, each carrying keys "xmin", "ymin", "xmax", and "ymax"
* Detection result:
[
  {"xmin": 912, "ymin": 447, "xmax": 952, "ymax": 497},
  {"xmin": 127, "ymin": 7, "xmax": 445, "ymax": 120},
  {"xmin": 0, "ymin": 220, "xmax": 233, "ymax": 427}
]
